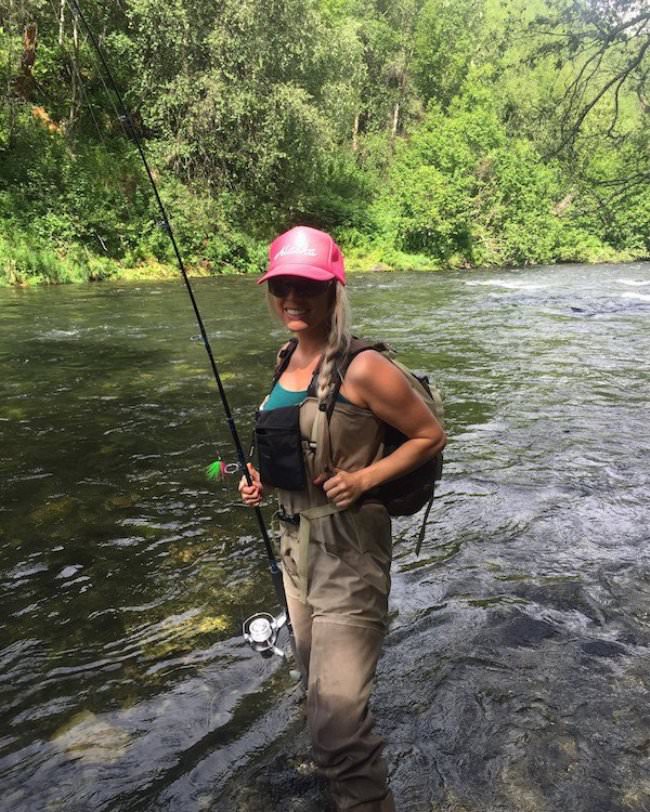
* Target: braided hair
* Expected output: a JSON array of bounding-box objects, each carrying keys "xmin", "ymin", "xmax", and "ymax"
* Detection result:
[{"xmin": 316, "ymin": 283, "xmax": 351, "ymax": 408}]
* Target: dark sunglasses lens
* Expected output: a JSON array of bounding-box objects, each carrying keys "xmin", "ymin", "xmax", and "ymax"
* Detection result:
[
  {"xmin": 268, "ymin": 278, "xmax": 330, "ymax": 298},
  {"xmin": 268, "ymin": 279, "xmax": 288, "ymax": 297}
]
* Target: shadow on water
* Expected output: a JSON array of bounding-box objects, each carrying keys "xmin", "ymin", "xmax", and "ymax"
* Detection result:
[{"xmin": 1, "ymin": 264, "xmax": 650, "ymax": 811}]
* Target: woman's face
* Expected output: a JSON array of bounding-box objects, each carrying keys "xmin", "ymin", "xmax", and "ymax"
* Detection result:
[{"xmin": 267, "ymin": 277, "xmax": 335, "ymax": 336}]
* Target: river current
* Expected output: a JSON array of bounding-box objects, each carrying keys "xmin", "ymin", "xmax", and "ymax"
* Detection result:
[{"xmin": 1, "ymin": 263, "xmax": 649, "ymax": 811}]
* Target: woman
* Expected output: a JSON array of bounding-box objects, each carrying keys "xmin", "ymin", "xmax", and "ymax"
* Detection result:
[{"xmin": 240, "ymin": 226, "xmax": 446, "ymax": 811}]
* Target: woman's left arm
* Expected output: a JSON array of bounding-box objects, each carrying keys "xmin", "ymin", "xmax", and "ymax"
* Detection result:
[{"xmin": 319, "ymin": 351, "xmax": 447, "ymax": 508}]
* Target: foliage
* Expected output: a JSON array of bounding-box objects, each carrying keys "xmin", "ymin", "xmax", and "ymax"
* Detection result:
[{"xmin": 0, "ymin": 0, "xmax": 648, "ymax": 285}]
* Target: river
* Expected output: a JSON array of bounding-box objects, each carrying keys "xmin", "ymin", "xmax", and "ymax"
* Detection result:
[{"xmin": 1, "ymin": 262, "xmax": 649, "ymax": 812}]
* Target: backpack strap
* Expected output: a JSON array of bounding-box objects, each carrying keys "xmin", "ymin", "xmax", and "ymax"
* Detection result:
[
  {"xmin": 415, "ymin": 484, "xmax": 436, "ymax": 557},
  {"xmin": 322, "ymin": 337, "xmax": 389, "ymax": 419},
  {"xmin": 273, "ymin": 338, "xmax": 299, "ymax": 384},
  {"xmin": 274, "ymin": 337, "xmax": 323, "ymax": 395},
  {"xmin": 250, "ymin": 338, "xmax": 302, "ymax": 465}
]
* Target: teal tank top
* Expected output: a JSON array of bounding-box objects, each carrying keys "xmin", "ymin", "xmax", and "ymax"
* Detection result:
[{"xmin": 263, "ymin": 381, "xmax": 350, "ymax": 411}]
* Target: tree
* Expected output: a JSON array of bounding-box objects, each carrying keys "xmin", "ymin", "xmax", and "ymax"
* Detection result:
[
  {"xmin": 526, "ymin": 0, "xmax": 649, "ymax": 155},
  {"xmin": 412, "ymin": 0, "xmax": 486, "ymax": 109}
]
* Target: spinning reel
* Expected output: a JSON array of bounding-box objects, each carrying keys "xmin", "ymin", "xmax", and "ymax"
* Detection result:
[{"xmin": 243, "ymin": 611, "xmax": 287, "ymax": 659}]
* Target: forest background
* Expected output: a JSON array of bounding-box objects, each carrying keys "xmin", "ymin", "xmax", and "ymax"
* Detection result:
[{"xmin": 1, "ymin": 0, "xmax": 648, "ymax": 285}]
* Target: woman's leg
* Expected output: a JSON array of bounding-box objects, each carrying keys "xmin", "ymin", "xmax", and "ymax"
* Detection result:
[
  {"xmin": 285, "ymin": 592, "xmax": 313, "ymax": 682},
  {"xmin": 306, "ymin": 619, "xmax": 394, "ymax": 812}
]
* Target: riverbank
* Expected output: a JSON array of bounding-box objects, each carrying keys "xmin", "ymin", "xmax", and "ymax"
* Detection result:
[{"xmin": 2, "ymin": 244, "xmax": 646, "ymax": 286}]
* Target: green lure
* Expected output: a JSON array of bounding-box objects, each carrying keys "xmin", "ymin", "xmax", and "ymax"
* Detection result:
[
  {"xmin": 206, "ymin": 457, "xmax": 241, "ymax": 480},
  {"xmin": 206, "ymin": 458, "xmax": 225, "ymax": 481}
]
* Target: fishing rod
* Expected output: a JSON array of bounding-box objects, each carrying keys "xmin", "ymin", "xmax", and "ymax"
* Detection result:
[{"xmin": 65, "ymin": 0, "xmax": 296, "ymax": 667}]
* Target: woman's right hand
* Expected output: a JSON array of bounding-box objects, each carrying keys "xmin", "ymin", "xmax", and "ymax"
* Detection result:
[{"xmin": 239, "ymin": 463, "xmax": 263, "ymax": 506}]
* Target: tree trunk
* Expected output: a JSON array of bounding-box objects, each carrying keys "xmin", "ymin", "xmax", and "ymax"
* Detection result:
[
  {"xmin": 391, "ymin": 101, "xmax": 400, "ymax": 140},
  {"xmin": 17, "ymin": 23, "xmax": 37, "ymax": 99},
  {"xmin": 352, "ymin": 112, "xmax": 359, "ymax": 153},
  {"xmin": 59, "ymin": 0, "xmax": 65, "ymax": 46},
  {"xmin": 68, "ymin": 14, "xmax": 79, "ymax": 127}
]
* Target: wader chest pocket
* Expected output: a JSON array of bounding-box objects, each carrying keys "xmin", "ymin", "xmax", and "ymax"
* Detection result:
[{"xmin": 255, "ymin": 405, "xmax": 306, "ymax": 491}]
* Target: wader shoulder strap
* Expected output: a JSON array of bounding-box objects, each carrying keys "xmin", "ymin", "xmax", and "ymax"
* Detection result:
[
  {"xmin": 311, "ymin": 404, "xmax": 333, "ymax": 475},
  {"xmin": 311, "ymin": 337, "xmax": 387, "ymax": 474}
]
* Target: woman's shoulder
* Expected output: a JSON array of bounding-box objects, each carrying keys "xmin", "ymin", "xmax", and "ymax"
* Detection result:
[{"xmin": 344, "ymin": 348, "xmax": 395, "ymax": 390}]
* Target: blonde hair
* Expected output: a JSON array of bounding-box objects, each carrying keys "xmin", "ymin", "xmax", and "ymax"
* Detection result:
[
  {"xmin": 316, "ymin": 283, "xmax": 351, "ymax": 406},
  {"xmin": 266, "ymin": 283, "xmax": 352, "ymax": 407}
]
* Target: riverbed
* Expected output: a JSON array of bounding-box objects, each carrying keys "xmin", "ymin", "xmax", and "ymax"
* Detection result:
[{"xmin": 1, "ymin": 263, "xmax": 649, "ymax": 811}]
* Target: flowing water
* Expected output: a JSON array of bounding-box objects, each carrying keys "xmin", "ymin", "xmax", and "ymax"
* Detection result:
[{"xmin": 1, "ymin": 263, "xmax": 649, "ymax": 812}]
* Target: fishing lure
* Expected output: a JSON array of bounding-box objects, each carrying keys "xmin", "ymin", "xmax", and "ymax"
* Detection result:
[{"xmin": 206, "ymin": 457, "xmax": 240, "ymax": 480}]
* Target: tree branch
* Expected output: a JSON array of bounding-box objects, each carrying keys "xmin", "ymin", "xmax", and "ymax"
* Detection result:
[{"xmin": 553, "ymin": 36, "xmax": 650, "ymax": 154}]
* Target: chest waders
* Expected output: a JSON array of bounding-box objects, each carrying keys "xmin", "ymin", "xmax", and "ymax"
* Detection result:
[
  {"xmin": 255, "ymin": 345, "xmax": 389, "ymax": 613},
  {"xmin": 68, "ymin": 0, "xmax": 297, "ymax": 670},
  {"xmin": 257, "ymin": 383, "xmax": 396, "ymax": 810}
]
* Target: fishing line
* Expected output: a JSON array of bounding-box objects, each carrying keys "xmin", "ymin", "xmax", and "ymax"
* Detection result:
[
  {"xmin": 63, "ymin": 0, "xmax": 296, "ymax": 664},
  {"xmin": 57, "ymin": 12, "xmax": 226, "ymax": 462},
  {"xmin": 46, "ymin": 1, "xmax": 230, "ymax": 474}
]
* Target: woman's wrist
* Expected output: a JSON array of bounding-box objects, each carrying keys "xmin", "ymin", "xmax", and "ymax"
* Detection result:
[{"xmin": 357, "ymin": 466, "xmax": 378, "ymax": 494}]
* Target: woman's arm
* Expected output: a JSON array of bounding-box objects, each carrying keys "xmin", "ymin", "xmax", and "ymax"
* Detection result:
[{"xmin": 319, "ymin": 350, "xmax": 447, "ymax": 509}]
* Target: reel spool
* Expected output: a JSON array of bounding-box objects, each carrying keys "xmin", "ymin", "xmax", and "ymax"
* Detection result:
[{"xmin": 243, "ymin": 611, "xmax": 287, "ymax": 659}]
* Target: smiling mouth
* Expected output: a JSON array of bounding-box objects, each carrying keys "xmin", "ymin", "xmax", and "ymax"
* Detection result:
[{"xmin": 285, "ymin": 309, "xmax": 308, "ymax": 317}]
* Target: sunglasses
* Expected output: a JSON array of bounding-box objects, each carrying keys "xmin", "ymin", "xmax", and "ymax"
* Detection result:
[{"xmin": 267, "ymin": 277, "xmax": 333, "ymax": 299}]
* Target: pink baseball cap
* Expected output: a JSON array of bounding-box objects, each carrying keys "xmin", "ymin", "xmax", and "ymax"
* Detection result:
[{"xmin": 258, "ymin": 226, "xmax": 346, "ymax": 285}]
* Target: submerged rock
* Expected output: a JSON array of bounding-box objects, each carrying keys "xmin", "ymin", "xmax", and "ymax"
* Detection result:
[
  {"xmin": 500, "ymin": 615, "xmax": 559, "ymax": 647},
  {"xmin": 51, "ymin": 710, "xmax": 130, "ymax": 764},
  {"xmin": 580, "ymin": 639, "xmax": 627, "ymax": 658}
]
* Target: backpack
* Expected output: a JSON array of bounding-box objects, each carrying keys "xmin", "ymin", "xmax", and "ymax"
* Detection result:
[
  {"xmin": 319, "ymin": 339, "xmax": 444, "ymax": 520},
  {"xmin": 275, "ymin": 338, "xmax": 444, "ymax": 551}
]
